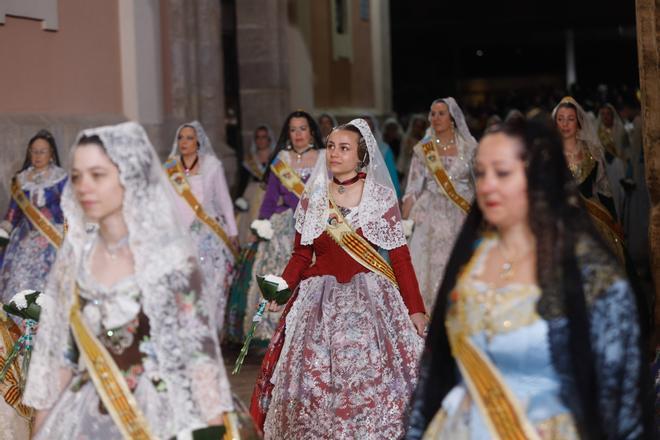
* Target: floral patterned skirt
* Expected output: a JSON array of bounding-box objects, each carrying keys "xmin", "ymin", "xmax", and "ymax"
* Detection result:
[
  {"xmin": 263, "ymin": 272, "xmax": 424, "ymax": 440},
  {"xmin": 34, "ymin": 374, "xmax": 173, "ymax": 440},
  {"xmin": 0, "ymin": 225, "xmax": 59, "ymax": 304},
  {"xmin": 190, "ymin": 218, "xmax": 235, "ymax": 332},
  {"xmin": 408, "ymin": 191, "xmax": 466, "ymax": 312}
]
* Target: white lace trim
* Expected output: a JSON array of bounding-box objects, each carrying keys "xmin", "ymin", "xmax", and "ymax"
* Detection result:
[
  {"xmin": 16, "ymin": 165, "xmax": 67, "ymax": 207},
  {"xmin": 294, "ymin": 118, "xmax": 406, "ymax": 250}
]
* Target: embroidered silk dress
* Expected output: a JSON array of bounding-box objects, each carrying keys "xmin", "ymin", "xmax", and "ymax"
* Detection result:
[
  {"xmin": 404, "ymin": 134, "xmax": 474, "ymax": 311},
  {"xmin": 0, "ymin": 165, "xmax": 67, "ymax": 303},
  {"xmin": 168, "ymin": 122, "xmax": 237, "ymax": 331},
  {"xmin": 407, "ymin": 235, "xmax": 647, "ymax": 439},
  {"xmin": 260, "ymin": 207, "xmax": 425, "ymax": 439},
  {"xmin": 252, "ymin": 119, "xmax": 427, "ymax": 439}
]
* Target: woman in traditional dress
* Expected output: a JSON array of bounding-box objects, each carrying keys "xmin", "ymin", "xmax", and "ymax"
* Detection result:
[
  {"xmin": 235, "ymin": 124, "xmax": 275, "ymax": 245},
  {"xmin": 402, "ymin": 98, "xmax": 477, "ymax": 311},
  {"xmin": 0, "ymin": 130, "xmax": 67, "ymax": 303},
  {"xmin": 553, "ymin": 97, "xmax": 624, "ymax": 261},
  {"xmin": 226, "ymin": 125, "xmax": 275, "ymax": 343},
  {"xmin": 406, "ymin": 119, "xmax": 653, "ymax": 439},
  {"xmin": 251, "ymin": 119, "xmax": 426, "ymax": 439},
  {"xmin": 165, "ymin": 121, "xmax": 238, "ymax": 331},
  {"xmin": 242, "ymin": 110, "xmax": 323, "ymax": 348},
  {"xmin": 24, "ymin": 122, "xmax": 234, "ymax": 439}
]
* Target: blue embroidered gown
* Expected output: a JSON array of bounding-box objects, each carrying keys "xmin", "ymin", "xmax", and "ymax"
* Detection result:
[{"xmin": 0, "ymin": 165, "xmax": 67, "ymax": 303}]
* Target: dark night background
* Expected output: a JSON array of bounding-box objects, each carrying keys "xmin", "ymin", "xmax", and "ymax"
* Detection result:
[{"xmin": 390, "ymin": 0, "xmax": 639, "ymax": 114}]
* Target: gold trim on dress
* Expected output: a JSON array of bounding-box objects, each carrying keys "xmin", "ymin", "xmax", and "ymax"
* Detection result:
[
  {"xmin": 442, "ymin": 239, "xmax": 542, "ymax": 440},
  {"xmin": 324, "ymin": 196, "xmax": 398, "ymax": 288},
  {"xmin": 69, "ymin": 286, "xmax": 153, "ymax": 440},
  {"xmin": 270, "ymin": 157, "xmax": 306, "ymax": 198},
  {"xmin": 420, "ymin": 141, "xmax": 471, "ymax": 214},
  {"xmin": 243, "ymin": 157, "xmax": 265, "ymax": 181},
  {"xmin": 164, "ymin": 158, "xmax": 239, "ymax": 259},
  {"xmin": 10, "ymin": 178, "xmax": 63, "ymax": 249},
  {"xmin": 581, "ymin": 195, "xmax": 625, "ymax": 263}
]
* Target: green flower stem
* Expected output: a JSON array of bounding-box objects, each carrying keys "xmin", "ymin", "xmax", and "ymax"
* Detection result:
[{"xmin": 232, "ymin": 300, "xmax": 267, "ymax": 375}]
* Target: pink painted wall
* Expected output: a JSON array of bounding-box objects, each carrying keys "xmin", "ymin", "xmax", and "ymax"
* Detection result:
[{"xmin": 0, "ymin": 0, "xmax": 122, "ymax": 115}]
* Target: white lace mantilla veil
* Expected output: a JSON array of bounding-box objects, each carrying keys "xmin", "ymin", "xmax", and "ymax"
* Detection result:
[
  {"xmin": 169, "ymin": 120, "xmax": 216, "ymax": 159},
  {"xmin": 552, "ymin": 96, "xmax": 607, "ymax": 164},
  {"xmin": 248, "ymin": 124, "xmax": 276, "ymax": 158},
  {"xmin": 427, "ymin": 97, "xmax": 478, "ymax": 151},
  {"xmin": 24, "ymin": 122, "xmax": 232, "ymax": 430},
  {"xmin": 295, "ymin": 118, "xmax": 406, "ymax": 250}
]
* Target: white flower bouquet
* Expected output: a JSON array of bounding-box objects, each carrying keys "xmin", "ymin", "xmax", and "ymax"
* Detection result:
[{"xmin": 250, "ymin": 219, "xmax": 273, "ymax": 241}]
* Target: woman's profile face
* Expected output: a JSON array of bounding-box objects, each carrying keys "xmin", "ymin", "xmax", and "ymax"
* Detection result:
[
  {"xmin": 29, "ymin": 138, "xmax": 53, "ymax": 170},
  {"xmin": 326, "ymin": 129, "xmax": 360, "ymax": 177},
  {"xmin": 71, "ymin": 144, "xmax": 125, "ymax": 223},
  {"xmin": 474, "ymin": 132, "xmax": 529, "ymax": 230},
  {"xmin": 555, "ymin": 107, "xmax": 579, "ymax": 141},
  {"xmin": 289, "ymin": 117, "xmax": 313, "ymax": 149},
  {"xmin": 177, "ymin": 126, "xmax": 198, "ymax": 156}
]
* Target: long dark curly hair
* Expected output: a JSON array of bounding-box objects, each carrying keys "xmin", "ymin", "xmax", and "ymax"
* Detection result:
[
  {"xmin": 20, "ymin": 129, "xmax": 61, "ymax": 171},
  {"xmin": 263, "ymin": 111, "xmax": 324, "ymax": 183},
  {"xmin": 412, "ymin": 119, "xmax": 653, "ymax": 439}
]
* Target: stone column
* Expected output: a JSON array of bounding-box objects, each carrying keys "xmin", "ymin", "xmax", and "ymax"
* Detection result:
[
  {"xmin": 236, "ymin": 0, "xmax": 291, "ymax": 151},
  {"xmin": 635, "ymin": 0, "xmax": 660, "ymax": 343},
  {"xmin": 162, "ymin": 0, "xmax": 236, "ymax": 179}
]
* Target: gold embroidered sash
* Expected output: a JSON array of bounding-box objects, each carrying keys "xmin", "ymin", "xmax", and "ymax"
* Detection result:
[
  {"xmin": 164, "ymin": 159, "xmax": 239, "ymax": 259},
  {"xmin": 324, "ymin": 197, "xmax": 398, "ymax": 287},
  {"xmin": 441, "ymin": 242, "xmax": 541, "ymax": 440},
  {"xmin": 70, "ymin": 286, "xmax": 153, "ymax": 439},
  {"xmin": 243, "ymin": 158, "xmax": 265, "ymax": 181},
  {"xmin": 11, "ymin": 178, "xmax": 63, "ymax": 248},
  {"xmin": 270, "ymin": 157, "xmax": 305, "ymax": 198},
  {"xmin": 421, "ymin": 141, "xmax": 471, "ymax": 214},
  {"xmin": 581, "ymin": 195, "xmax": 625, "ymax": 263},
  {"xmin": 449, "ymin": 332, "xmax": 542, "ymax": 440}
]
